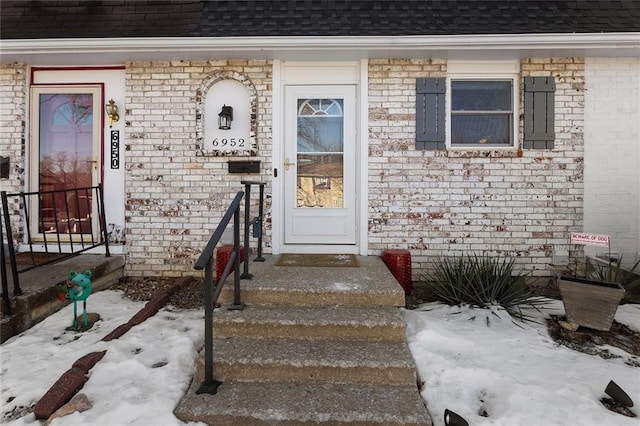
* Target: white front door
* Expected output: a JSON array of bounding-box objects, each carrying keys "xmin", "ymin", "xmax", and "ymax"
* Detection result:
[{"xmin": 283, "ymin": 85, "xmax": 357, "ymax": 246}]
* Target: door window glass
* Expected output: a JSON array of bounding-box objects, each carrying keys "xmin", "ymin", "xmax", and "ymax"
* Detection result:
[
  {"xmin": 296, "ymin": 98, "xmax": 344, "ymax": 208},
  {"xmin": 34, "ymin": 91, "xmax": 96, "ymax": 234}
]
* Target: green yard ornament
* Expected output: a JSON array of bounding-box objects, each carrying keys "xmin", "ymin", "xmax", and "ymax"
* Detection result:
[{"xmin": 65, "ymin": 270, "xmax": 93, "ymax": 330}]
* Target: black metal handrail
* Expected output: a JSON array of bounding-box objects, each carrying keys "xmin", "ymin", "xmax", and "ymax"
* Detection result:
[
  {"xmin": 1, "ymin": 184, "xmax": 110, "ymax": 315},
  {"xmin": 194, "ymin": 182, "xmax": 265, "ymax": 395},
  {"xmin": 194, "ymin": 190, "xmax": 245, "ymax": 395}
]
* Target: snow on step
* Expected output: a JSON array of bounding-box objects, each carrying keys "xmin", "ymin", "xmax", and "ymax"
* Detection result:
[
  {"xmin": 174, "ymin": 381, "xmax": 431, "ymax": 426},
  {"xmin": 213, "ymin": 305, "xmax": 407, "ymax": 341},
  {"xmin": 198, "ymin": 337, "xmax": 417, "ymax": 386}
]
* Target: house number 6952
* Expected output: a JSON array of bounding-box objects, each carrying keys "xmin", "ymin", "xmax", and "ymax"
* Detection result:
[{"xmin": 212, "ymin": 138, "xmax": 245, "ymax": 147}]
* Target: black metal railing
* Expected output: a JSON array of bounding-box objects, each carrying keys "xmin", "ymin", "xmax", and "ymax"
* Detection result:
[
  {"xmin": 241, "ymin": 180, "xmax": 265, "ymax": 278},
  {"xmin": 194, "ymin": 182, "xmax": 265, "ymax": 395},
  {"xmin": 1, "ymin": 185, "xmax": 110, "ymax": 315}
]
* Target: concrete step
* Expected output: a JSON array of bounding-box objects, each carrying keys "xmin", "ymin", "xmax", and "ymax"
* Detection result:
[
  {"xmin": 197, "ymin": 337, "xmax": 417, "ymax": 386},
  {"xmin": 217, "ymin": 255, "xmax": 406, "ymax": 308},
  {"xmin": 174, "ymin": 255, "xmax": 431, "ymax": 424},
  {"xmin": 213, "ymin": 305, "xmax": 407, "ymax": 342},
  {"xmin": 174, "ymin": 381, "xmax": 431, "ymax": 426},
  {"xmin": 218, "ymin": 281, "xmax": 404, "ymax": 307}
]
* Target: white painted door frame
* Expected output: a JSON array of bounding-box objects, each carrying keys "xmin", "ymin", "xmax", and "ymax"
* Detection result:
[
  {"xmin": 271, "ymin": 60, "xmax": 369, "ymax": 255},
  {"xmin": 27, "ymin": 67, "xmax": 127, "ymax": 254}
]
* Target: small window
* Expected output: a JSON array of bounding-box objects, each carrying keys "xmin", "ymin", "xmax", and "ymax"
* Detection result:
[
  {"xmin": 450, "ymin": 79, "xmax": 514, "ymax": 147},
  {"xmin": 416, "ymin": 62, "xmax": 530, "ymax": 151}
]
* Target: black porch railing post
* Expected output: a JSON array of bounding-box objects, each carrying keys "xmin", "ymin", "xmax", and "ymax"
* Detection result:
[
  {"xmin": 255, "ymin": 183, "xmax": 265, "ymax": 262},
  {"xmin": 97, "ymin": 184, "xmax": 111, "ymax": 257},
  {"xmin": 196, "ymin": 255, "xmax": 221, "ymax": 394},
  {"xmin": 240, "ymin": 180, "xmax": 266, "ymax": 264},
  {"xmin": 229, "ymin": 205, "xmax": 245, "ymax": 310},
  {"xmin": 0, "ymin": 201, "xmax": 11, "ymax": 315},
  {"xmin": 1, "ymin": 191, "xmax": 21, "ymax": 296},
  {"xmin": 241, "ymin": 182, "xmax": 252, "ymax": 279}
]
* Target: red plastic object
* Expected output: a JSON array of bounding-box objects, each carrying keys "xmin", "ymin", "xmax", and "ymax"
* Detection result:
[
  {"xmin": 382, "ymin": 249, "xmax": 412, "ymax": 295},
  {"xmin": 215, "ymin": 245, "xmax": 245, "ymax": 284}
]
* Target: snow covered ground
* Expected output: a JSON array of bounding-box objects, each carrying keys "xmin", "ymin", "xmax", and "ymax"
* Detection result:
[
  {"xmin": 403, "ymin": 300, "xmax": 640, "ymax": 426},
  {"xmin": 1, "ymin": 290, "xmax": 638, "ymax": 425},
  {"xmin": 1, "ymin": 291, "xmax": 205, "ymax": 426}
]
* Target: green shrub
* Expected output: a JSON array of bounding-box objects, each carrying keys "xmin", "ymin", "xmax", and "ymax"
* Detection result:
[
  {"xmin": 422, "ymin": 254, "xmax": 548, "ymax": 321},
  {"xmin": 589, "ymin": 256, "xmax": 640, "ymax": 290}
]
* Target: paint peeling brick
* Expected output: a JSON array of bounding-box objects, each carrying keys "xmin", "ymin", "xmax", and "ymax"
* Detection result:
[{"xmin": 367, "ymin": 57, "xmax": 584, "ymax": 280}]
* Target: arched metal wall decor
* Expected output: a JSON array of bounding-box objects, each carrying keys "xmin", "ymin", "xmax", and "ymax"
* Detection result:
[{"xmin": 195, "ymin": 70, "xmax": 258, "ymax": 156}]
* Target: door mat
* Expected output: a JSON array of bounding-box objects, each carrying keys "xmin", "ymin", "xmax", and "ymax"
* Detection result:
[{"xmin": 275, "ymin": 254, "xmax": 359, "ymax": 267}]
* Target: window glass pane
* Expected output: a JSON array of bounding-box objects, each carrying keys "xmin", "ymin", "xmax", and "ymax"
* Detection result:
[
  {"xmin": 296, "ymin": 98, "xmax": 344, "ymax": 208},
  {"xmin": 297, "ymin": 116, "xmax": 344, "ymax": 152},
  {"xmin": 297, "ymin": 99, "xmax": 344, "ymax": 153},
  {"xmin": 297, "ymin": 154, "xmax": 343, "ymax": 208},
  {"xmin": 38, "ymin": 93, "xmax": 94, "ymax": 234},
  {"xmin": 451, "ymin": 114, "xmax": 511, "ymax": 145},
  {"xmin": 452, "ymin": 80, "xmax": 512, "ymax": 111}
]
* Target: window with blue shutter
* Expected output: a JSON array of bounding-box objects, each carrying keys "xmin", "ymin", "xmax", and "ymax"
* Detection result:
[
  {"xmin": 523, "ymin": 76, "xmax": 555, "ymax": 149},
  {"xmin": 416, "ymin": 77, "xmax": 446, "ymax": 150},
  {"xmin": 450, "ymin": 80, "xmax": 514, "ymax": 146}
]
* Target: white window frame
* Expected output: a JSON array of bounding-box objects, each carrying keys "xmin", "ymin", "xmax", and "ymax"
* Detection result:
[{"xmin": 446, "ymin": 60, "xmax": 520, "ymax": 150}]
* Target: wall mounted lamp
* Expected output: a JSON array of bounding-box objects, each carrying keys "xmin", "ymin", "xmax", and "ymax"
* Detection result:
[
  {"xmin": 106, "ymin": 99, "xmax": 120, "ymax": 128},
  {"xmin": 218, "ymin": 105, "xmax": 233, "ymax": 130}
]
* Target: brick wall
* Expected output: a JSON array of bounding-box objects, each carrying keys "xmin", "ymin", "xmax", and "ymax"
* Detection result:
[
  {"xmin": 367, "ymin": 58, "xmax": 585, "ymax": 279},
  {"xmin": 124, "ymin": 60, "xmax": 272, "ymax": 277},
  {"xmin": 0, "ymin": 62, "xmax": 27, "ymax": 244},
  {"xmin": 0, "ymin": 62, "xmax": 26, "ymax": 194},
  {"xmin": 0, "ymin": 57, "xmax": 587, "ymax": 280}
]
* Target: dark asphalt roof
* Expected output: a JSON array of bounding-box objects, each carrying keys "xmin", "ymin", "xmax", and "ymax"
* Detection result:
[{"xmin": 2, "ymin": 1, "xmax": 640, "ymax": 40}]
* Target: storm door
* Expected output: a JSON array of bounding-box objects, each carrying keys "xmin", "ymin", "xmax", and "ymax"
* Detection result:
[
  {"xmin": 283, "ymin": 85, "xmax": 357, "ymax": 245},
  {"xmin": 29, "ymin": 86, "xmax": 101, "ymax": 240}
]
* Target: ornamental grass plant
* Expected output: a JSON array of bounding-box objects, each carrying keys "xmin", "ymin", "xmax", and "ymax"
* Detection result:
[
  {"xmin": 589, "ymin": 256, "xmax": 640, "ymax": 291},
  {"xmin": 422, "ymin": 254, "xmax": 548, "ymax": 321}
]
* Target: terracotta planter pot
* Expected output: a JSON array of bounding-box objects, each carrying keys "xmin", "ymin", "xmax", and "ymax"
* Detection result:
[
  {"xmin": 57, "ymin": 292, "xmax": 67, "ymax": 302},
  {"xmin": 557, "ymin": 276, "xmax": 625, "ymax": 331}
]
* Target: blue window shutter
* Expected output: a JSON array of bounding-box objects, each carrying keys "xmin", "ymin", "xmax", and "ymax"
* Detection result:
[
  {"xmin": 523, "ymin": 76, "xmax": 555, "ymax": 149},
  {"xmin": 416, "ymin": 77, "xmax": 446, "ymax": 150}
]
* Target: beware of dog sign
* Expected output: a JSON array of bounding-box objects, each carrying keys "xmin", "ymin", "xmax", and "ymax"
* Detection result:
[{"xmin": 570, "ymin": 233, "xmax": 610, "ymax": 248}]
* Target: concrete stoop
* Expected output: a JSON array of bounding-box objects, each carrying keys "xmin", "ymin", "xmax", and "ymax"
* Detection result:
[{"xmin": 174, "ymin": 256, "xmax": 432, "ymax": 425}]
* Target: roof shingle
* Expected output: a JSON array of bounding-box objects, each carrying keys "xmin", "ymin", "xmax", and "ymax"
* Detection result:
[{"xmin": 2, "ymin": 1, "xmax": 639, "ymax": 40}]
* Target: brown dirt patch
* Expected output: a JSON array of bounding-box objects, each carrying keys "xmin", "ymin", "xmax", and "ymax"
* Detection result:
[
  {"xmin": 546, "ymin": 315, "xmax": 640, "ymax": 366},
  {"xmin": 110, "ymin": 276, "xmax": 204, "ymax": 310}
]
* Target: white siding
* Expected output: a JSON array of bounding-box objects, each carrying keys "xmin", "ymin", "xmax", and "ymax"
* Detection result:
[{"xmin": 584, "ymin": 58, "xmax": 640, "ymax": 259}]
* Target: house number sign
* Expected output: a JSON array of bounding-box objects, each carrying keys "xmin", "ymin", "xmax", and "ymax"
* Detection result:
[
  {"xmin": 212, "ymin": 137, "xmax": 247, "ymax": 148},
  {"xmin": 110, "ymin": 130, "xmax": 119, "ymax": 169}
]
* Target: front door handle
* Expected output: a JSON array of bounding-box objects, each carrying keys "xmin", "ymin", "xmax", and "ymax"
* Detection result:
[
  {"xmin": 285, "ymin": 157, "xmax": 296, "ymax": 171},
  {"xmin": 86, "ymin": 158, "xmax": 99, "ymax": 170}
]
